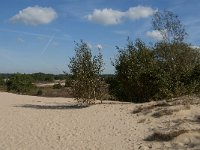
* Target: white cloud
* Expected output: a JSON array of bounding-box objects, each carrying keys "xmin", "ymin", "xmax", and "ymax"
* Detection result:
[
  {"xmin": 190, "ymin": 45, "xmax": 200, "ymax": 49},
  {"xmin": 86, "ymin": 42, "xmax": 92, "ymax": 49},
  {"xmin": 86, "ymin": 6, "xmax": 156, "ymax": 25},
  {"xmin": 10, "ymin": 6, "xmax": 57, "ymax": 25},
  {"xmin": 146, "ymin": 30, "xmax": 163, "ymax": 40},
  {"xmin": 96, "ymin": 44, "xmax": 103, "ymax": 49},
  {"xmin": 126, "ymin": 6, "xmax": 157, "ymax": 20},
  {"xmin": 86, "ymin": 8, "xmax": 124, "ymax": 25}
]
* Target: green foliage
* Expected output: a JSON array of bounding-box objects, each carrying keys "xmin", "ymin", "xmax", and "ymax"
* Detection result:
[
  {"xmin": 68, "ymin": 41, "xmax": 104, "ymax": 104},
  {"xmin": 0, "ymin": 73, "xmax": 67, "ymax": 82},
  {"xmin": 0, "ymin": 77, "xmax": 5, "ymax": 86},
  {"xmin": 110, "ymin": 10, "xmax": 200, "ymax": 103},
  {"xmin": 31, "ymin": 73, "xmax": 54, "ymax": 82},
  {"xmin": 112, "ymin": 39, "xmax": 200, "ymax": 102},
  {"xmin": 37, "ymin": 89, "xmax": 43, "ymax": 96},
  {"xmin": 154, "ymin": 42, "xmax": 200, "ymax": 95},
  {"xmin": 113, "ymin": 39, "xmax": 160, "ymax": 102},
  {"xmin": 65, "ymin": 74, "xmax": 73, "ymax": 87},
  {"xmin": 53, "ymin": 83, "xmax": 62, "ymax": 89},
  {"xmin": 6, "ymin": 74, "xmax": 35, "ymax": 94},
  {"xmin": 54, "ymin": 74, "xmax": 66, "ymax": 80},
  {"xmin": 0, "ymin": 73, "xmax": 13, "ymax": 79},
  {"xmin": 183, "ymin": 65, "xmax": 200, "ymax": 93}
]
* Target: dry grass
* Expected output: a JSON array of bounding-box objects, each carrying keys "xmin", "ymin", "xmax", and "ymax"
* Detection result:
[
  {"xmin": 194, "ymin": 115, "xmax": 200, "ymax": 123},
  {"xmin": 137, "ymin": 118, "xmax": 146, "ymax": 123},
  {"xmin": 152, "ymin": 108, "xmax": 174, "ymax": 118},
  {"xmin": 133, "ymin": 101, "xmax": 171, "ymax": 114},
  {"xmin": 133, "ymin": 96, "xmax": 199, "ymax": 115},
  {"xmin": 133, "ymin": 98, "xmax": 192, "ymax": 119},
  {"xmin": 152, "ymin": 105, "xmax": 191, "ymax": 118},
  {"xmin": 145, "ymin": 130, "xmax": 188, "ymax": 141},
  {"xmin": 167, "ymin": 95, "xmax": 200, "ymax": 105},
  {"xmin": 39, "ymin": 87, "xmax": 73, "ymax": 98}
]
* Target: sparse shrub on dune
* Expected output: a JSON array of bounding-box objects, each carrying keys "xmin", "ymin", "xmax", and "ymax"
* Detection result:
[
  {"xmin": 145, "ymin": 130, "xmax": 188, "ymax": 141},
  {"xmin": 0, "ymin": 77, "xmax": 5, "ymax": 86},
  {"xmin": 64, "ymin": 74, "xmax": 73, "ymax": 87},
  {"xmin": 40, "ymin": 87, "xmax": 73, "ymax": 98},
  {"xmin": 0, "ymin": 77, "xmax": 6, "ymax": 91},
  {"xmin": 53, "ymin": 83, "xmax": 62, "ymax": 89},
  {"xmin": 6, "ymin": 73, "xmax": 35, "ymax": 94},
  {"xmin": 68, "ymin": 41, "xmax": 104, "ymax": 104},
  {"xmin": 37, "ymin": 89, "xmax": 43, "ymax": 96}
]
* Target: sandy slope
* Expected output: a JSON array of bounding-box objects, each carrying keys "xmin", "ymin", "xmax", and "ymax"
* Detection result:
[{"xmin": 0, "ymin": 92, "xmax": 200, "ymax": 150}]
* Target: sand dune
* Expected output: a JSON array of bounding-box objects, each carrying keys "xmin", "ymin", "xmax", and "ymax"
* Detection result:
[{"xmin": 0, "ymin": 92, "xmax": 200, "ymax": 149}]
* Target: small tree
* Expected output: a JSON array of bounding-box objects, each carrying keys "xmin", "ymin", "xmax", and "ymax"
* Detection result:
[
  {"xmin": 152, "ymin": 10, "xmax": 187, "ymax": 43},
  {"xmin": 152, "ymin": 11, "xmax": 200, "ymax": 96},
  {"xmin": 68, "ymin": 41, "xmax": 104, "ymax": 104}
]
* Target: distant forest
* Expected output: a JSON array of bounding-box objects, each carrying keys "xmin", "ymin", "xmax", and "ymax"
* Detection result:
[{"xmin": 0, "ymin": 73, "xmax": 114, "ymax": 82}]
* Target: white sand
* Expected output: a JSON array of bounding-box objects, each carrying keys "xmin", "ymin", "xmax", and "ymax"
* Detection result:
[
  {"xmin": 35, "ymin": 80, "xmax": 65, "ymax": 87},
  {"xmin": 0, "ymin": 92, "xmax": 200, "ymax": 150}
]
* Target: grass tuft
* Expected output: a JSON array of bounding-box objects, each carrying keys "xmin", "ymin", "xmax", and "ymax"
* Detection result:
[{"xmin": 145, "ymin": 130, "xmax": 188, "ymax": 141}]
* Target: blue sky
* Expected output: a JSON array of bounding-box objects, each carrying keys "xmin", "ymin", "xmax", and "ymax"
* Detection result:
[{"xmin": 0, "ymin": 0, "xmax": 200, "ymax": 74}]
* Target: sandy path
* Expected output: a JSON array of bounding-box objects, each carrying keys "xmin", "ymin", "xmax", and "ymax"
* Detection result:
[{"xmin": 0, "ymin": 92, "xmax": 143, "ymax": 150}]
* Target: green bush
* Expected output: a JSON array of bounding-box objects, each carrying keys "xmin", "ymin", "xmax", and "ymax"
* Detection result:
[
  {"xmin": 0, "ymin": 77, "xmax": 5, "ymax": 86},
  {"xmin": 112, "ymin": 39, "xmax": 200, "ymax": 103},
  {"xmin": 112, "ymin": 39, "xmax": 160, "ymax": 102},
  {"xmin": 110, "ymin": 10, "xmax": 200, "ymax": 103},
  {"xmin": 183, "ymin": 65, "xmax": 200, "ymax": 93},
  {"xmin": 53, "ymin": 83, "xmax": 62, "ymax": 89},
  {"xmin": 37, "ymin": 89, "xmax": 43, "ymax": 96},
  {"xmin": 31, "ymin": 73, "xmax": 54, "ymax": 82},
  {"xmin": 6, "ymin": 74, "xmax": 35, "ymax": 94},
  {"xmin": 65, "ymin": 75, "xmax": 73, "ymax": 87}
]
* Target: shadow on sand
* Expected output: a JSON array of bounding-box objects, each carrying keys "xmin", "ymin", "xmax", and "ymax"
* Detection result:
[{"xmin": 15, "ymin": 103, "xmax": 89, "ymax": 110}]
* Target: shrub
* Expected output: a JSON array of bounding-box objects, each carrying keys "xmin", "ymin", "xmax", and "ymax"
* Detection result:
[
  {"xmin": 31, "ymin": 73, "xmax": 54, "ymax": 83},
  {"xmin": 53, "ymin": 83, "xmax": 62, "ymax": 89},
  {"xmin": 65, "ymin": 75, "xmax": 73, "ymax": 87},
  {"xmin": 112, "ymin": 39, "xmax": 160, "ymax": 102},
  {"xmin": 183, "ymin": 64, "xmax": 200, "ymax": 93},
  {"xmin": 37, "ymin": 89, "xmax": 43, "ymax": 96},
  {"xmin": 0, "ymin": 77, "xmax": 5, "ymax": 86},
  {"xmin": 112, "ymin": 39, "xmax": 200, "ymax": 102},
  {"xmin": 111, "ymin": 10, "xmax": 200, "ymax": 103},
  {"xmin": 68, "ymin": 41, "xmax": 104, "ymax": 104},
  {"xmin": 6, "ymin": 74, "xmax": 35, "ymax": 94}
]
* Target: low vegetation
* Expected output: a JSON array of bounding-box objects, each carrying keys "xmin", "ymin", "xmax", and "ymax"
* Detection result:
[
  {"xmin": 145, "ymin": 130, "xmax": 188, "ymax": 141},
  {"xmin": 53, "ymin": 83, "xmax": 62, "ymax": 89},
  {"xmin": 6, "ymin": 74, "xmax": 35, "ymax": 94},
  {"xmin": 0, "ymin": 77, "xmax": 6, "ymax": 91},
  {"xmin": 37, "ymin": 87, "xmax": 73, "ymax": 98}
]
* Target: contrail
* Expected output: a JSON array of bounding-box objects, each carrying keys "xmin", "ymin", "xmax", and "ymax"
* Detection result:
[
  {"xmin": 0, "ymin": 28, "xmax": 49, "ymax": 38},
  {"xmin": 41, "ymin": 33, "xmax": 55, "ymax": 55},
  {"xmin": 0, "ymin": 28, "xmax": 72, "ymax": 41}
]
